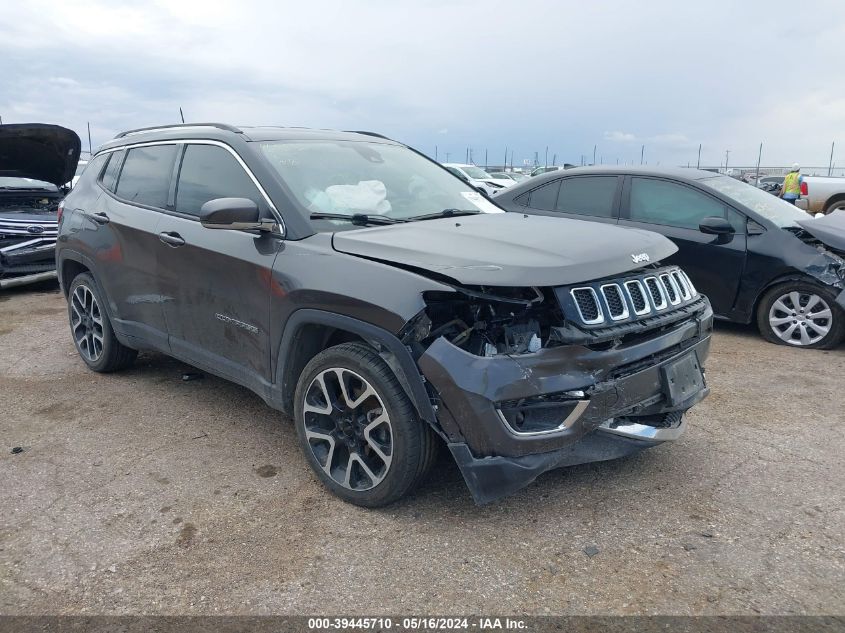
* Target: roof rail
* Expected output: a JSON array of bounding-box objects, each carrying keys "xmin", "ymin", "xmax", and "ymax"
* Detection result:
[
  {"xmin": 114, "ymin": 123, "xmax": 243, "ymax": 138},
  {"xmin": 344, "ymin": 130, "xmax": 392, "ymax": 140}
]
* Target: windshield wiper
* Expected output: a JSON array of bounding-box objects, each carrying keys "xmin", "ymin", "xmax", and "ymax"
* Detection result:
[
  {"xmin": 407, "ymin": 209, "xmax": 481, "ymax": 222},
  {"xmin": 309, "ymin": 212, "xmax": 406, "ymax": 226}
]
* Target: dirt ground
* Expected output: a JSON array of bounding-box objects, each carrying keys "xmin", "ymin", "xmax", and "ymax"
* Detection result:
[{"xmin": 1, "ymin": 281, "xmax": 843, "ymax": 616}]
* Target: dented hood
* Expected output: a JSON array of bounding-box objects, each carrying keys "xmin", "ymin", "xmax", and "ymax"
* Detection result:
[
  {"xmin": 332, "ymin": 213, "xmax": 677, "ymax": 286},
  {"xmin": 796, "ymin": 210, "xmax": 845, "ymax": 250},
  {"xmin": 0, "ymin": 124, "xmax": 82, "ymax": 187}
]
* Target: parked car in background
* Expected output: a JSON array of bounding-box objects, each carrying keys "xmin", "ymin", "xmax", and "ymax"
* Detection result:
[
  {"xmin": 530, "ymin": 164, "xmax": 575, "ymax": 177},
  {"xmin": 442, "ymin": 163, "xmax": 511, "ymax": 193},
  {"xmin": 796, "ymin": 175, "xmax": 845, "ymax": 215},
  {"xmin": 0, "ymin": 123, "xmax": 81, "ymax": 288},
  {"xmin": 495, "ymin": 166, "xmax": 845, "ymax": 349},
  {"xmin": 56, "ymin": 123, "xmax": 712, "ymax": 506},
  {"xmin": 70, "ymin": 159, "xmax": 89, "ymax": 188},
  {"xmin": 488, "ymin": 171, "xmax": 528, "ymax": 183}
]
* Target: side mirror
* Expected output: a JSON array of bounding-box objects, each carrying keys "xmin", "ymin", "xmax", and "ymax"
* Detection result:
[
  {"xmin": 699, "ymin": 216, "xmax": 735, "ymax": 236},
  {"xmin": 199, "ymin": 198, "xmax": 273, "ymax": 231}
]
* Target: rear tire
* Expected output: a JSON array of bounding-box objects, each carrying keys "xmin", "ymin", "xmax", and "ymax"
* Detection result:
[
  {"xmin": 293, "ymin": 342, "xmax": 437, "ymax": 507},
  {"xmin": 824, "ymin": 197, "xmax": 845, "ymax": 215},
  {"xmin": 67, "ymin": 272, "xmax": 137, "ymax": 372},
  {"xmin": 756, "ymin": 281, "xmax": 845, "ymax": 349}
]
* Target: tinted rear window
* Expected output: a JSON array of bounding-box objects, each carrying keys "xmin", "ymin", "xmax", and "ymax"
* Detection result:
[
  {"xmin": 115, "ymin": 145, "xmax": 177, "ymax": 208},
  {"xmin": 556, "ymin": 176, "xmax": 618, "ymax": 217},
  {"xmin": 100, "ymin": 150, "xmax": 124, "ymax": 192}
]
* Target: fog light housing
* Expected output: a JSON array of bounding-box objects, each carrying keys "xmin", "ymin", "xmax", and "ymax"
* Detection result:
[{"xmin": 497, "ymin": 390, "xmax": 589, "ymax": 435}]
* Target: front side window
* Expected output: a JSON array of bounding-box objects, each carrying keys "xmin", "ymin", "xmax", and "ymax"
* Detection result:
[
  {"xmin": 555, "ymin": 176, "xmax": 618, "ymax": 218},
  {"xmin": 527, "ymin": 180, "xmax": 560, "ymax": 211},
  {"xmin": 460, "ymin": 165, "xmax": 492, "ymax": 180},
  {"xmin": 258, "ymin": 141, "xmax": 502, "ymax": 228},
  {"xmin": 629, "ymin": 178, "xmax": 726, "ymax": 229},
  {"xmin": 115, "ymin": 145, "xmax": 177, "ymax": 208},
  {"xmin": 700, "ymin": 175, "xmax": 808, "ymax": 228},
  {"xmin": 175, "ymin": 144, "xmax": 262, "ymax": 216}
]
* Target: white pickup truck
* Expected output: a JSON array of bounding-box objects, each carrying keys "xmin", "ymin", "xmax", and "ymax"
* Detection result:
[{"xmin": 797, "ymin": 176, "xmax": 845, "ymax": 215}]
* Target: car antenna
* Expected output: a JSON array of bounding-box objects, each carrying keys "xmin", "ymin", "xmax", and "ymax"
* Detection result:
[
  {"xmin": 87, "ymin": 122, "xmax": 93, "ymax": 156},
  {"xmin": 179, "ymin": 107, "xmax": 185, "ymax": 124}
]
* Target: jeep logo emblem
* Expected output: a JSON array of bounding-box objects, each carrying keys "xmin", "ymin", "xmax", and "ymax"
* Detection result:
[
  {"xmin": 26, "ymin": 225, "xmax": 45, "ymax": 235},
  {"xmin": 631, "ymin": 252, "xmax": 650, "ymax": 263}
]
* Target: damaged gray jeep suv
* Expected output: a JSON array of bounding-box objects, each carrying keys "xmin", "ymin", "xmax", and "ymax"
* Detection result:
[{"xmin": 56, "ymin": 123, "xmax": 713, "ymax": 506}]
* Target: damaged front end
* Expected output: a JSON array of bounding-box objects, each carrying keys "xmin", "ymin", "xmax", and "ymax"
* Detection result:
[
  {"xmin": 0, "ymin": 195, "xmax": 60, "ymax": 289},
  {"xmin": 401, "ymin": 265, "xmax": 713, "ymax": 504}
]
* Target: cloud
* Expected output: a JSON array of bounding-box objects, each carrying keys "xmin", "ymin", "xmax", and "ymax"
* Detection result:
[
  {"xmin": 1, "ymin": 0, "xmax": 844, "ymax": 166},
  {"xmin": 604, "ymin": 131, "xmax": 637, "ymax": 142}
]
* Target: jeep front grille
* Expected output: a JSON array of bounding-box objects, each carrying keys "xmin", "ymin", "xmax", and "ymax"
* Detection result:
[
  {"xmin": 624, "ymin": 280, "xmax": 650, "ymax": 315},
  {"xmin": 600, "ymin": 283, "xmax": 629, "ymax": 321},
  {"xmin": 557, "ymin": 266, "xmax": 700, "ymax": 328},
  {"xmin": 570, "ymin": 287, "xmax": 604, "ymax": 324}
]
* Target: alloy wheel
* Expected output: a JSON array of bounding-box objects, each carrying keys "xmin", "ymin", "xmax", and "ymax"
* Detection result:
[
  {"xmin": 70, "ymin": 284, "xmax": 105, "ymax": 361},
  {"xmin": 768, "ymin": 291, "xmax": 832, "ymax": 346},
  {"xmin": 302, "ymin": 367, "xmax": 393, "ymax": 491}
]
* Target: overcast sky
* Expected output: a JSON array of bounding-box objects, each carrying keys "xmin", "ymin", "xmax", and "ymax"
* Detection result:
[{"xmin": 2, "ymin": 0, "xmax": 844, "ymax": 169}]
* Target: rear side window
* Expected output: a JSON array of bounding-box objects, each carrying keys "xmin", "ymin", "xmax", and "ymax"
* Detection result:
[
  {"xmin": 100, "ymin": 150, "xmax": 125, "ymax": 193},
  {"xmin": 527, "ymin": 180, "xmax": 560, "ymax": 211},
  {"xmin": 629, "ymin": 178, "xmax": 726, "ymax": 230},
  {"xmin": 175, "ymin": 144, "xmax": 262, "ymax": 216},
  {"xmin": 556, "ymin": 176, "xmax": 618, "ymax": 218},
  {"xmin": 115, "ymin": 145, "xmax": 177, "ymax": 208}
]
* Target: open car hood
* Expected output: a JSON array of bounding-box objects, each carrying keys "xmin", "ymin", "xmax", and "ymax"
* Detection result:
[
  {"xmin": 796, "ymin": 210, "xmax": 845, "ymax": 251},
  {"xmin": 0, "ymin": 124, "xmax": 82, "ymax": 187},
  {"xmin": 332, "ymin": 213, "xmax": 678, "ymax": 286}
]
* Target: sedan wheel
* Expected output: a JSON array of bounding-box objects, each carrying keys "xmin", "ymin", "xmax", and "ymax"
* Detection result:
[{"xmin": 757, "ymin": 281, "xmax": 845, "ymax": 349}]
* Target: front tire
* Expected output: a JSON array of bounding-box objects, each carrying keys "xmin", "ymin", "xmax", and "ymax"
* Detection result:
[
  {"xmin": 293, "ymin": 342, "xmax": 437, "ymax": 507},
  {"xmin": 67, "ymin": 272, "xmax": 137, "ymax": 372},
  {"xmin": 756, "ymin": 281, "xmax": 845, "ymax": 349}
]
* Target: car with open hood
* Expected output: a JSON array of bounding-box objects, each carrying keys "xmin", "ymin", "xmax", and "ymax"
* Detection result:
[
  {"xmin": 0, "ymin": 123, "xmax": 81, "ymax": 288},
  {"xmin": 495, "ymin": 166, "xmax": 845, "ymax": 349},
  {"xmin": 56, "ymin": 124, "xmax": 712, "ymax": 506}
]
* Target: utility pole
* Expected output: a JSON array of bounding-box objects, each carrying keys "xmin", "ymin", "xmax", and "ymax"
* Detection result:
[
  {"xmin": 435, "ymin": 145, "xmax": 438, "ymax": 161},
  {"xmin": 504, "ymin": 147, "xmax": 508, "ymax": 171},
  {"xmin": 755, "ymin": 142, "xmax": 763, "ymax": 184},
  {"xmin": 0, "ymin": 115, "xmax": 3, "ymax": 124},
  {"xmin": 544, "ymin": 146, "xmax": 548, "ymax": 167},
  {"xmin": 465, "ymin": 147, "xmax": 469, "ymax": 163},
  {"xmin": 697, "ymin": 144, "xmax": 702, "ymax": 169},
  {"xmin": 87, "ymin": 122, "xmax": 93, "ymax": 155},
  {"xmin": 724, "ymin": 150, "xmax": 730, "ymax": 173},
  {"xmin": 829, "ymin": 141, "xmax": 835, "ymax": 176},
  {"xmin": 552, "ymin": 153, "xmax": 557, "ymax": 166},
  {"xmin": 510, "ymin": 150, "xmax": 514, "ymax": 170},
  {"xmin": 593, "ymin": 145, "xmax": 596, "ymax": 165},
  {"xmin": 640, "ymin": 145, "xmax": 645, "ymax": 165},
  {"xmin": 484, "ymin": 149, "xmax": 488, "ymax": 170},
  {"xmin": 445, "ymin": 152, "xmax": 450, "ymax": 162},
  {"xmin": 179, "ymin": 107, "xmax": 185, "ymax": 123}
]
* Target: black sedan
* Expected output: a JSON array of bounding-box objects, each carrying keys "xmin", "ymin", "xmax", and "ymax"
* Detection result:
[{"xmin": 494, "ymin": 166, "xmax": 845, "ymax": 349}]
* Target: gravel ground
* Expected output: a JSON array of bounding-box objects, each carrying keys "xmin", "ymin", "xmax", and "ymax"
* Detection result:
[{"xmin": 1, "ymin": 281, "xmax": 843, "ymax": 616}]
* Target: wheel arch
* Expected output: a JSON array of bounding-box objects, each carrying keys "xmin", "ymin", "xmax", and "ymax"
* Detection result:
[
  {"xmin": 823, "ymin": 192, "xmax": 845, "ymax": 214},
  {"xmin": 57, "ymin": 252, "xmax": 91, "ymax": 297},
  {"xmin": 275, "ymin": 309, "xmax": 438, "ymax": 430}
]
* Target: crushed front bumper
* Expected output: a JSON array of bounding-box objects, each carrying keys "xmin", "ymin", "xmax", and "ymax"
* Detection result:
[{"xmin": 419, "ymin": 299, "xmax": 713, "ymax": 503}]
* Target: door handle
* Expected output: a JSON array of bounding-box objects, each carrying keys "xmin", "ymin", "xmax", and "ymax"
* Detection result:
[
  {"xmin": 158, "ymin": 231, "xmax": 185, "ymax": 247},
  {"xmin": 88, "ymin": 212, "xmax": 110, "ymax": 225}
]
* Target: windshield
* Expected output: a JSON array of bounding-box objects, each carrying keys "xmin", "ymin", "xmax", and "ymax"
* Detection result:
[
  {"xmin": 259, "ymin": 141, "xmax": 502, "ymax": 226},
  {"xmin": 700, "ymin": 176, "xmax": 809, "ymax": 227},
  {"xmin": 0, "ymin": 177, "xmax": 58, "ymax": 191},
  {"xmin": 460, "ymin": 165, "xmax": 492, "ymax": 180}
]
